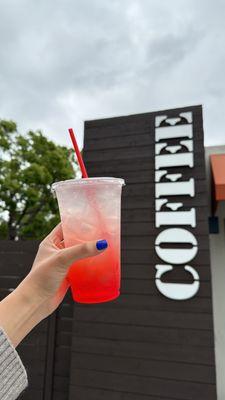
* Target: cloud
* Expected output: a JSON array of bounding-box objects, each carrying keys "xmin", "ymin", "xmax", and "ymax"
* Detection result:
[{"xmin": 0, "ymin": 0, "xmax": 225, "ymax": 148}]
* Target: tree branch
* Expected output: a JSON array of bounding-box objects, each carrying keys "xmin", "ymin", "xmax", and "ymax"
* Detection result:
[
  {"xmin": 16, "ymin": 202, "xmax": 30, "ymax": 225},
  {"xmin": 19, "ymin": 199, "xmax": 46, "ymax": 228}
]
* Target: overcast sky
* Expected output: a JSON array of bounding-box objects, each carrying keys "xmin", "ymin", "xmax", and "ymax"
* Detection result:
[{"xmin": 0, "ymin": 0, "xmax": 225, "ymax": 149}]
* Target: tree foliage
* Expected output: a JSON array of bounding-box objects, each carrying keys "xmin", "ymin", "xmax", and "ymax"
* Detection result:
[{"xmin": 0, "ymin": 120, "xmax": 77, "ymax": 240}]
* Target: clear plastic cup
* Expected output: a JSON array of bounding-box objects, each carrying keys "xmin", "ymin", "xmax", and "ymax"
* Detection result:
[{"xmin": 52, "ymin": 177, "xmax": 125, "ymax": 303}]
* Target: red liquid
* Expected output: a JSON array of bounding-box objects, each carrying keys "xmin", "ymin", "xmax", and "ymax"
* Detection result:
[{"xmin": 66, "ymin": 234, "xmax": 120, "ymax": 303}]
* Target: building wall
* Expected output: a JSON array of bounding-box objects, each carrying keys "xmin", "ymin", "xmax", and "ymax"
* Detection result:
[
  {"xmin": 0, "ymin": 241, "xmax": 47, "ymax": 399},
  {"xmin": 69, "ymin": 106, "xmax": 217, "ymax": 400},
  {"xmin": 0, "ymin": 107, "xmax": 219, "ymax": 400},
  {"xmin": 205, "ymin": 145, "xmax": 225, "ymax": 400},
  {"xmin": 0, "ymin": 240, "xmax": 74, "ymax": 400}
]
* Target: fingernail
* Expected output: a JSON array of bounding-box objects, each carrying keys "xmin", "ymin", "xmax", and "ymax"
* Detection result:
[{"xmin": 96, "ymin": 239, "xmax": 108, "ymax": 251}]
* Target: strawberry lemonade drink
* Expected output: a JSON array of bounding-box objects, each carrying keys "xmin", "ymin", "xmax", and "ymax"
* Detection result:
[{"xmin": 52, "ymin": 177, "xmax": 125, "ymax": 303}]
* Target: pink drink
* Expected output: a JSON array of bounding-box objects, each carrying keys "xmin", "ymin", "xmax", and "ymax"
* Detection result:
[{"xmin": 52, "ymin": 177, "xmax": 125, "ymax": 303}]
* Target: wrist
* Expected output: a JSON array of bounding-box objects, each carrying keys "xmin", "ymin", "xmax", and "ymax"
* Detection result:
[
  {"xmin": 0, "ymin": 282, "xmax": 43, "ymax": 348},
  {"xmin": 16, "ymin": 273, "xmax": 45, "ymax": 310}
]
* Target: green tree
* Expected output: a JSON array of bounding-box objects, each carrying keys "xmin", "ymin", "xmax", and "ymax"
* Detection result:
[{"xmin": 0, "ymin": 120, "xmax": 77, "ymax": 240}]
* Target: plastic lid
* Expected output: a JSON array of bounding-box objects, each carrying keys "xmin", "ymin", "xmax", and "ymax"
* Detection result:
[{"xmin": 52, "ymin": 177, "xmax": 125, "ymax": 191}]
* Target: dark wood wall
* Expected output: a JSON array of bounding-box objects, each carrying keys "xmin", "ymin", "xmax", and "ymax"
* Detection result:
[
  {"xmin": 0, "ymin": 240, "xmax": 74, "ymax": 400},
  {"xmin": 69, "ymin": 105, "xmax": 217, "ymax": 399},
  {"xmin": 0, "ymin": 105, "xmax": 217, "ymax": 400}
]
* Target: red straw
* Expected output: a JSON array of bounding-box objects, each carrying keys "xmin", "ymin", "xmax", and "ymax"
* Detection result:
[{"xmin": 68, "ymin": 128, "xmax": 88, "ymax": 178}]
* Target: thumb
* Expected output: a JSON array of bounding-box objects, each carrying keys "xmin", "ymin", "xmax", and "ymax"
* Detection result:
[{"xmin": 55, "ymin": 239, "xmax": 108, "ymax": 270}]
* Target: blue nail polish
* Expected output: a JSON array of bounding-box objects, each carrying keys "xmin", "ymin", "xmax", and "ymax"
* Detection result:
[{"xmin": 96, "ymin": 239, "xmax": 108, "ymax": 250}]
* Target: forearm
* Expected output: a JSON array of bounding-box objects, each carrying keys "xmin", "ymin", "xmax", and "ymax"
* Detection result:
[{"xmin": 0, "ymin": 281, "xmax": 42, "ymax": 348}]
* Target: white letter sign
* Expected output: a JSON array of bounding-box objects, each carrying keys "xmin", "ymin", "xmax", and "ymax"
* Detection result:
[{"xmin": 154, "ymin": 113, "xmax": 199, "ymax": 300}]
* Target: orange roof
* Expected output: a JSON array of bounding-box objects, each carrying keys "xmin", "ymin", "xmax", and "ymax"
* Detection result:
[{"xmin": 210, "ymin": 154, "xmax": 225, "ymax": 201}]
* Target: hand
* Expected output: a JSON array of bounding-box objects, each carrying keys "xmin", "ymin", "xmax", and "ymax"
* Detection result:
[
  {"xmin": 20, "ymin": 223, "xmax": 108, "ymax": 318},
  {"xmin": 0, "ymin": 224, "xmax": 108, "ymax": 347}
]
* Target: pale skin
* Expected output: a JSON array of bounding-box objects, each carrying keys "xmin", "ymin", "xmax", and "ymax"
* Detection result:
[{"xmin": 0, "ymin": 224, "xmax": 107, "ymax": 347}]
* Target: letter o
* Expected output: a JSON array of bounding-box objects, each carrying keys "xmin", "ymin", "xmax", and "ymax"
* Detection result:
[{"xmin": 155, "ymin": 228, "xmax": 198, "ymax": 264}]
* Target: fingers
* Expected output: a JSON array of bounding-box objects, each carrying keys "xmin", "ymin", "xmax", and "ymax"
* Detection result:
[
  {"xmin": 57, "ymin": 239, "xmax": 65, "ymax": 249},
  {"xmin": 41, "ymin": 223, "xmax": 64, "ymax": 247},
  {"xmin": 55, "ymin": 240, "xmax": 108, "ymax": 270},
  {"xmin": 50, "ymin": 223, "xmax": 64, "ymax": 243}
]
